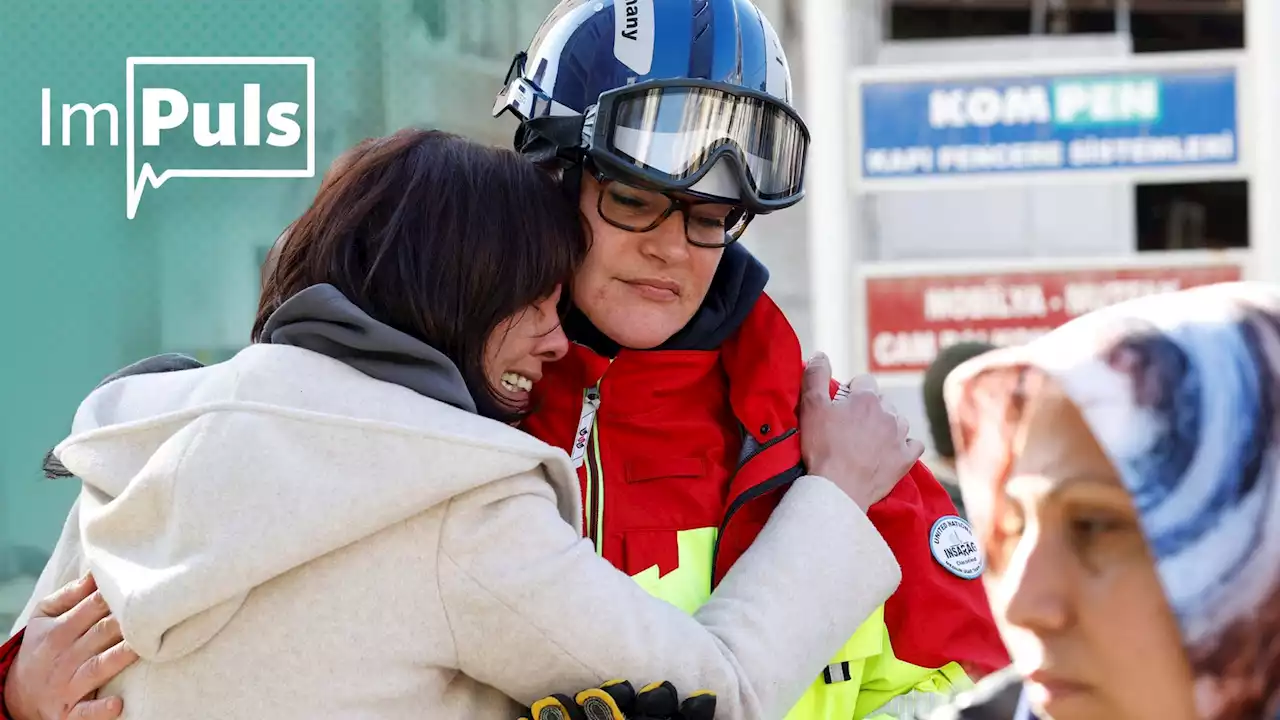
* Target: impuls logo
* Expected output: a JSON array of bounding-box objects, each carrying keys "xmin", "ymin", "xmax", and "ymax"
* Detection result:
[{"xmin": 42, "ymin": 56, "xmax": 315, "ymax": 219}]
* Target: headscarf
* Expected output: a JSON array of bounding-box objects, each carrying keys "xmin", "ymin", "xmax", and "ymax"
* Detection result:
[{"xmin": 944, "ymin": 281, "xmax": 1280, "ymax": 720}]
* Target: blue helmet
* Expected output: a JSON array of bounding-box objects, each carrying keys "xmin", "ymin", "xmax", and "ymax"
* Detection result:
[{"xmin": 494, "ymin": 0, "xmax": 809, "ymax": 213}]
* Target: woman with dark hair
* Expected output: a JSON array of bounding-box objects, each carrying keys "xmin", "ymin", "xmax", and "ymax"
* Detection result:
[
  {"xmin": 933, "ymin": 281, "xmax": 1280, "ymax": 720},
  {"xmin": 259, "ymin": 136, "xmax": 380, "ymax": 291},
  {"xmin": 0, "ymin": 128, "xmax": 916, "ymax": 720}
]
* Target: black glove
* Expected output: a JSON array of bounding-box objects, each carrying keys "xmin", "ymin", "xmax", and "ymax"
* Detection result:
[{"xmin": 519, "ymin": 679, "xmax": 716, "ymax": 720}]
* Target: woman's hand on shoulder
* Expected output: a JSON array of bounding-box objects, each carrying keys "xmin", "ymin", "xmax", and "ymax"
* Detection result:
[{"xmin": 800, "ymin": 353, "xmax": 924, "ymax": 511}]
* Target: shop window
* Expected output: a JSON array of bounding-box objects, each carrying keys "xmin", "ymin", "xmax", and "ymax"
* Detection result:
[
  {"xmin": 886, "ymin": 0, "xmax": 1243, "ymax": 52},
  {"xmin": 1136, "ymin": 181, "xmax": 1248, "ymax": 251}
]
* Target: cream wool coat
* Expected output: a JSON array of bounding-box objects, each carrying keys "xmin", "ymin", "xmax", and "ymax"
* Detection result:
[{"xmin": 17, "ymin": 343, "xmax": 901, "ymax": 720}]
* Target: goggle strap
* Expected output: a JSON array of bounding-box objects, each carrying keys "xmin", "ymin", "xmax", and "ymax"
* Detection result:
[
  {"xmin": 503, "ymin": 51, "xmax": 527, "ymax": 86},
  {"xmin": 515, "ymin": 115, "xmax": 588, "ymax": 167}
]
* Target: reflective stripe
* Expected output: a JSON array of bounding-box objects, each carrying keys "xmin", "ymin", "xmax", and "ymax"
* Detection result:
[
  {"xmin": 783, "ymin": 612, "xmax": 883, "ymax": 720},
  {"xmin": 863, "ymin": 688, "xmax": 955, "ymax": 719},
  {"xmin": 823, "ymin": 661, "xmax": 853, "ymax": 684},
  {"xmin": 855, "ymin": 660, "xmax": 972, "ymax": 720},
  {"xmin": 589, "ymin": 412, "xmax": 605, "ymax": 555},
  {"xmin": 785, "ymin": 611, "xmax": 973, "ymax": 720}
]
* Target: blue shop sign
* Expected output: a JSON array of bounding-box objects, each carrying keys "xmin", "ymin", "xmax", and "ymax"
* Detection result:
[{"xmin": 858, "ymin": 66, "xmax": 1239, "ymax": 178}]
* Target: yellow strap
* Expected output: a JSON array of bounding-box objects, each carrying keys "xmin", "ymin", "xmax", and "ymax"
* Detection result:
[{"xmin": 590, "ymin": 413, "xmax": 605, "ymax": 556}]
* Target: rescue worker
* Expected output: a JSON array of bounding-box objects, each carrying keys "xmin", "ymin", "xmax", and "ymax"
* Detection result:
[{"xmin": 493, "ymin": 1, "xmax": 1009, "ymax": 717}]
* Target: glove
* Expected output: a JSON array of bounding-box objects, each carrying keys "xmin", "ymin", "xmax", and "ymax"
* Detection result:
[{"xmin": 519, "ymin": 679, "xmax": 716, "ymax": 720}]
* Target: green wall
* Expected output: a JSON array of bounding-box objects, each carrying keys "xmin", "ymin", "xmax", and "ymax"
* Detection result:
[{"xmin": 0, "ymin": 0, "xmax": 391, "ymax": 627}]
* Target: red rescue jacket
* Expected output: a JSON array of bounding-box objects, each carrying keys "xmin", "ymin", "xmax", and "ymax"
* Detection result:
[
  {"xmin": 0, "ymin": 629, "xmax": 22, "ymax": 720},
  {"xmin": 523, "ymin": 282, "xmax": 1009, "ymax": 677}
]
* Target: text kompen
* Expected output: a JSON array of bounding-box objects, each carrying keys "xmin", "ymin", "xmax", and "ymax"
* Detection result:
[{"xmin": 41, "ymin": 57, "xmax": 315, "ymax": 219}]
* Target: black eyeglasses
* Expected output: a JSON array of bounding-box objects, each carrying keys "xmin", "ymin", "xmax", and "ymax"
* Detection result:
[{"xmin": 591, "ymin": 171, "xmax": 753, "ymax": 248}]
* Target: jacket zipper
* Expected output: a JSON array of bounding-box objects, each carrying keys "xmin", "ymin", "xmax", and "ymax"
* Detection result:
[
  {"xmin": 579, "ymin": 383, "xmax": 604, "ymax": 555},
  {"xmin": 710, "ymin": 427, "xmax": 802, "ymax": 583}
]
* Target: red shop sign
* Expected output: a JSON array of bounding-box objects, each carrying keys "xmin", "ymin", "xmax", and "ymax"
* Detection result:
[{"xmin": 864, "ymin": 262, "xmax": 1243, "ymax": 374}]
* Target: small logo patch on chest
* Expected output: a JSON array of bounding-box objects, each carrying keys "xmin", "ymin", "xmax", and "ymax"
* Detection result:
[{"xmin": 929, "ymin": 515, "xmax": 983, "ymax": 579}]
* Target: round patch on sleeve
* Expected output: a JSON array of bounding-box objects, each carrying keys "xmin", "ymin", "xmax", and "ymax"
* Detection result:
[{"xmin": 929, "ymin": 515, "xmax": 984, "ymax": 579}]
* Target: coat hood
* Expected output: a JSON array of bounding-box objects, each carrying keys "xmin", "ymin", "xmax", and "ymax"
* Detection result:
[
  {"xmin": 260, "ymin": 283, "xmax": 478, "ymax": 414},
  {"xmin": 50, "ymin": 288, "xmax": 578, "ymax": 664},
  {"xmin": 943, "ymin": 281, "xmax": 1280, "ymax": 719}
]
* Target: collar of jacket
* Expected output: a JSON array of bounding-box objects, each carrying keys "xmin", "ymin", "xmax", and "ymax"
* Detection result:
[
  {"xmin": 556, "ymin": 244, "xmax": 799, "ymax": 448},
  {"xmin": 541, "ymin": 288, "xmax": 807, "ymax": 589}
]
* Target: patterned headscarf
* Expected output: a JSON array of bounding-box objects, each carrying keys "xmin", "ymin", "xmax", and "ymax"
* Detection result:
[{"xmin": 943, "ymin": 281, "xmax": 1280, "ymax": 720}]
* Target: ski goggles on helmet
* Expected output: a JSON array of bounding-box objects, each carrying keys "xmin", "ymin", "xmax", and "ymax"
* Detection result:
[{"xmin": 583, "ymin": 79, "xmax": 810, "ymax": 213}]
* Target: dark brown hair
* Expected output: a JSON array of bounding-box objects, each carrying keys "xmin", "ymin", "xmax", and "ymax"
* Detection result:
[
  {"xmin": 254, "ymin": 128, "xmax": 585, "ymax": 419},
  {"xmin": 260, "ymin": 137, "xmax": 383, "ymax": 287}
]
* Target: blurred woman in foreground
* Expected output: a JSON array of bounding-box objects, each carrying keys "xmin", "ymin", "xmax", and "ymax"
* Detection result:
[{"xmin": 935, "ymin": 281, "xmax": 1280, "ymax": 720}]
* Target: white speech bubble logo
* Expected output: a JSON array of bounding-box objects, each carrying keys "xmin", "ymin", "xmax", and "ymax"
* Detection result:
[{"xmin": 125, "ymin": 56, "xmax": 315, "ymax": 220}]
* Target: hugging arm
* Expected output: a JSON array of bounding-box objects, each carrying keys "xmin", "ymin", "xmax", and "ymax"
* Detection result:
[{"xmin": 437, "ymin": 469, "xmax": 902, "ymax": 720}]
